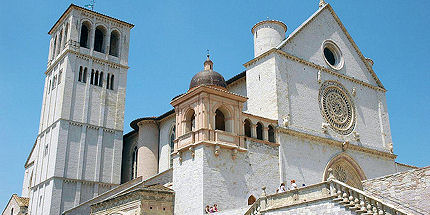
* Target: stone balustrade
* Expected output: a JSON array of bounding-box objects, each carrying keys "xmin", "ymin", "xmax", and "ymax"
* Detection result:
[{"xmin": 245, "ymin": 179, "xmax": 410, "ymax": 215}]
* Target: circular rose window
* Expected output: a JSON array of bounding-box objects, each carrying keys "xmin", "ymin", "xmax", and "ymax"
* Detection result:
[
  {"xmin": 319, "ymin": 81, "xmax": 356, "ymax": 135},
  {"xmin": 322, "ymin": 40, "xmax": 344, "ymax": 70}
]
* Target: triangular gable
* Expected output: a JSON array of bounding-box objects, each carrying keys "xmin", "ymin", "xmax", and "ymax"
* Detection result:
[
  {"xmin": 278, "ymin": 3, "xmax": 384, "ymax": 89},
  {"xmin": 24, "ymin": 138, "xmax": 37, "ymax": 168}
]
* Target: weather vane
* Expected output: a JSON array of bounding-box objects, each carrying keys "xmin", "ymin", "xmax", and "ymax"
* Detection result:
[
  {"xmin": 207, "ymin": 49, "xmax": 210, "ymax": 57},
  {"xmin": 85, "ymin": 0, "xmax": 96, "ymax": 11}
]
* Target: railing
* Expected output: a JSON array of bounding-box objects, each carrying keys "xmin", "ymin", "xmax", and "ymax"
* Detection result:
[{"xmin": 245, "ymin": 179, "xmax": 411, "ymax": 215}]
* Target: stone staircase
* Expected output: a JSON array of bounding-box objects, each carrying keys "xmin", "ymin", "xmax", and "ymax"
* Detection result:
[{"xmin": 244, "ymin": 178, "xmax": 412, "ymax": 215}]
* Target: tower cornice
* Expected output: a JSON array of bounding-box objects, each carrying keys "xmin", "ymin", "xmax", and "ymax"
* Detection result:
[{"xmin": 48, "ymin": 4, "xmax": 134, "ymax": 35}]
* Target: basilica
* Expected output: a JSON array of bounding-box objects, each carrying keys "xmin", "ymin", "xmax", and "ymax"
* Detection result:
[{"xmin": 2, "ymin": 1, "xmax": 429, "ymax": 215}]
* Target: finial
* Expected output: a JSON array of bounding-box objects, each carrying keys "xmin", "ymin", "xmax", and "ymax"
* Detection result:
[
  {"xmin": 85, "ymin": 0, "xmax": 96, "ymax": 10},
  {"xmin": 204, "ymin": 51, "xmax": 213, "ymax": 70},
  {"xmin": 319, "ymin": 0, "xmax": 326, "ymax": 8}
]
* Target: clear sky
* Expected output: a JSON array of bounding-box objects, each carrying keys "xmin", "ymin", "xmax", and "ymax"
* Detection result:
[{"xmin": 0, "ymin": 0, "xmax": 429, "ymax": 209}]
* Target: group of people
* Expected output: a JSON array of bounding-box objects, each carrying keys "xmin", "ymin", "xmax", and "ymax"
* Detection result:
[
  {"xmin": 205, "ymin": 204, "xmax": 218, "ymax": 213},
  {"xmin": 276, "ymin": 180, "xmax": 305, "ymax": 193}
]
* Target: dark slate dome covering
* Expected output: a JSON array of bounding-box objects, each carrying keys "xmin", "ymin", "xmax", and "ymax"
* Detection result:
[
  {"xmin": 189, "ymin": 70, "xmax": 227, "ymax": 89},
  {"xmin": 189, "ymin": 55, "xmax": 227, "ymax": 90}
]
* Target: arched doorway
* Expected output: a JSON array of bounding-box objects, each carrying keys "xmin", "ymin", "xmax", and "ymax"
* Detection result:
[{"xmin": 323, "ymin": 153, "xmax": 366, "ymax": 189}]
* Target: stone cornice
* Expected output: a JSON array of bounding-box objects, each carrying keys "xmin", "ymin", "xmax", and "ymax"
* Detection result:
[
  {"xmin": 244, "ymin": 48, "xmax": 386, "ymax": 92},
  {"xmin": 277, "ymin": 127, "xmax": 396, "ymax": 159},
  {"xmin": 48, "ymin": 4, "xmax": 134, "ymax": 35},
  {"xmin": 31, "ymin": 176, "xmax": 118, "ymax": 190},
  {"xmin": 46, "ymin": 48, "xmax": 129, "ymax": 75},
  {"xmin": 171, "ymin": 85, "xmax": 247, "ymax": 107}
]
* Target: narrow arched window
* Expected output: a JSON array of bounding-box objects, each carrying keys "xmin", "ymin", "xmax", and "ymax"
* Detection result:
[
  {"xmin": 83, "ymin": 67, "xmax": 87, "ymax": 83},
  {"xmin": 58, "ymin": 69, "xmax": 62, "ymax": 85},
  {"xmin": 94, "ymin": 70, "xmax": 99, "ymax": 86},
  {"xmin": 244, "ymin": 119, "xmax": 251, "ymax": 137},
  {"xmin": 109, "ymin": 30, "xmax": 120, "ymax": 57},
  {"xmin": 131, "ymin": 146, "xmax": 138, "ymax": 179},
  {"xmin": 215, "ymin": 109, "xmax": 226, "ymax": 131},
  {"xmin": 90, "ymin": 69, "xmax": 95, "ymax": 85},
  {"xmin": 10, "ymin": 208, "xmax": 13, "ymax": 215},
  {"xmin": 106, "ymin": 73, "xmax": 110, "ymax": 89},
  {"xmin": 186, "ymin": 110, "xmax": 195, "ymax": 132},
  {"xmin": 256, "ymin": 122, "xmax": 263, "ymax": 140},
  {"xmin": 110, "ymin": 74, "xmax": 114, "ymax": 90},
  {"xmin": 170, "ymin": 125, "xmax": 175, "ymax": 168},
  {"xmin": 57, "ymin": 30, "xmax": 63, "ymax": 55},
  {"xmin": 64, "ymin": 23, "xmax": 69, "ymax": 47},
  {"xmin": 78, "ymin": 66, "xmax": 83, "ymax": 82},
  {"xmin": 248, "ymin": 195, "xmax": 256, "ymax": 205},
  {"xmin": 52, "ymin": 36, "xmax": 57, "ymax": 58},
  {"xmin": 99, "ymin": 71, "xmax": 103, "ymax": 87},
  {"xmin": 268, "ymin": 125, "xmax": 275, "ymax": 143},
  {"xmin": 94, "ymin": 26, "xmax": 105, "ymax": 53},
  {"xmin": 80, "ymin": 22, "xmax": 90, "ymax": 48}
]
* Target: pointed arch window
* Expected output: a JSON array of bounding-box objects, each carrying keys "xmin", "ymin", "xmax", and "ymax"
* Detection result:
[
  {"xmin": 170, "ymin": 125, "xmax": 175, "ymax": 168},
  {"xmin": 244, "ymin": 119, "xmax": 251, "ymax": 137},
  {"xmin": 131, "ymin": 146, "xmax": 138, "ymax": 179},
  {"xmin": 110, "ymin": 74, "xmax": 115, "ymax": 90},
  {"xmin": 268, "ymin": 125, "xmax": 275, "ymax": 143},
  {"xmin": 78, "ymin": 66, "xmax": 83, "ymax": 82},
  {"xmin": 256, "ymin": 122, "xmax": 263, "ymax": 140}
]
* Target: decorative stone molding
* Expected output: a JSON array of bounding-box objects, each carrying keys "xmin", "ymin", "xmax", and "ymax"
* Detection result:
[
  {"xmin": 341, "ymin": 141, "xmax": 349, "ymax": 151},
  {"xmin": 189, "ymin": 146, "xmax": 195, "ymax": 158},
  {"xmin": 283, "ymin": 115, "xmax": 290, "ymax": 127},
  {"xmin": 317, "ymin": 70, "xmax": 322, "ymax": 84},
  {"xmin": 321, "ymin": 123, "xmax": 329, "ymax": 133},
  {"xmin": 352, "ymin": 131, "xmax": 360, "ymax": 141},
  {"xmin": 351, "ymin": 87, "xmax": 357, "ymax": 96},
  {"xmin": 277, "ymin": 126, "xmax": 397, "ymax": 159},
  {"xmin": 214, "ymin": 145, "xmax": 220, "ymax": 156},
  {"xmin": 231, "ymin": 148, "xmax": 238, "ymax": 160},
  {"xmin": 244, "ymin": 48, "xmax": 386, "ymax": 92}
]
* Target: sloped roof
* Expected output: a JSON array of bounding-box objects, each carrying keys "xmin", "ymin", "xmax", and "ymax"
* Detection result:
[{"xmin": 277, "ymin": 3, "xmax": 384, "ymax": 89}]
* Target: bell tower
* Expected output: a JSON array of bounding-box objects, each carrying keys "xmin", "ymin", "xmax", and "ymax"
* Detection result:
[{"xmin": 24, "ymin": 4, "xmax": 133, "ymax": 215}]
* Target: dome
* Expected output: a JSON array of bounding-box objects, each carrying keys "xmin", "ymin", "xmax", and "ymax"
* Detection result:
[{"xmin": 189, "ymin": 55, "xmax": 227, "ymax": 90}]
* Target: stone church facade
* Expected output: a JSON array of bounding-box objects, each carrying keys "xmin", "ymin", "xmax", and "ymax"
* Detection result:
[{"xmin": 3, "ymin": 1, "xmax": 428, "ymax": 215}]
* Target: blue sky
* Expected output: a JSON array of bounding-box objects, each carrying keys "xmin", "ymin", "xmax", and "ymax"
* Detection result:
[{"xmin": 0, "ymin": 0, "xmax": 429, "ymax": 209}]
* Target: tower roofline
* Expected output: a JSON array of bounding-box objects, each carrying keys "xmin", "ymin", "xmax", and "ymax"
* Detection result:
[{"xmin": 48, "ymin": 4, "xmax": 134, "ymax": 35}]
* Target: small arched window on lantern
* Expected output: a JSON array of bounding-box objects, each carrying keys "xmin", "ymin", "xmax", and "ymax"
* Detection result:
[
  {"xmin": 185, "ymin": 109, "xmax": 196, "ymax": 133},
  {"xmin": 268, "ymin": 125, "xmax": 275, "ymax": 143},
  {"xmin": 256, "ymin": 122, "xmax": 263, "ymax": 140},
  {"xmin": 215, "ymin": 109, "xmax": 226, "ymax": 131},
  {"xmin": 244, "ymin": 119, "xmax": 252, "ymax": 137}
]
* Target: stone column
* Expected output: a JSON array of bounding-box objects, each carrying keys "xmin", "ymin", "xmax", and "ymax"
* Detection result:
[
  {"xmin": 251, "ymin": 124, "xmax": 257, "ymax": 138},
  {"xmin": 263, "ymin": 127, "xmax": 269, "ymax": 141}
]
